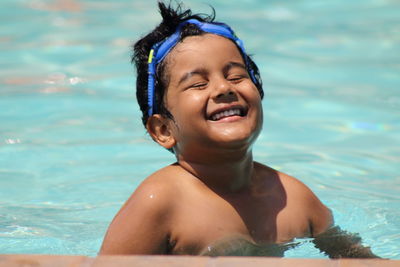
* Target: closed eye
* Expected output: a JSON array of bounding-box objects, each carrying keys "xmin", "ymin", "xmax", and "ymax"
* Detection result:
[
  {"xmin": 223, "ymin": 62, "xmax": 250, "ymax": 83},
  {"xmin": 227, "ymin": 74, "xmax": 248, "ymax": 83},
  {"xmin": 189, "ymin": 81, "xmax": 208, "ymax": 89}
]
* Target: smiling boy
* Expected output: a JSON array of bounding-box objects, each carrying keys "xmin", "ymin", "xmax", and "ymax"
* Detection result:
[{"xmin": 100, "ymin": 2, "xmax": 377, "ymax": 257}]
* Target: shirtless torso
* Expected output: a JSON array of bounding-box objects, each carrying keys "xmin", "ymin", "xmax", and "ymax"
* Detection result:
[{"xmin": 100, "ymin": 162, "xmax": 332, "ymax": 255}]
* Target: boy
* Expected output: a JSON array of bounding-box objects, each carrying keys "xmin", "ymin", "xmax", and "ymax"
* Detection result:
[{"xmin": 100, "ymin": 2, "xmax": 377, "ymax": 257}]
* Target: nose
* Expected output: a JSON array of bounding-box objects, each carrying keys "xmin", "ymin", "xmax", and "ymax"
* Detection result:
[{"xmin": 212, "ymin": 78, "xmax": 237, "ymax": 101}]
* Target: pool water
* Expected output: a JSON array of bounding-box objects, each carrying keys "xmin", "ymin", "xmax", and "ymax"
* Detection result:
[{"xmin": 1, "ymin": 0, "xmax": 399, "ymax": 259}]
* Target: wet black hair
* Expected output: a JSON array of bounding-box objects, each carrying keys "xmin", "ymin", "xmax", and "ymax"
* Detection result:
[{"xmin": 132, "ymin": 1, "xmax": 264, "ymax": 128}]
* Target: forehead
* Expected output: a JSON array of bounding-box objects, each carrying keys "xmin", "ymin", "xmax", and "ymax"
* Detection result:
[{"xmin": 164, "ymin": 34, "xmax": 245, "ymax": 75}]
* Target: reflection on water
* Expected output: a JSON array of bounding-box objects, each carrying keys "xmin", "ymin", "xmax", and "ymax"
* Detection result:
[
  {"xmin": 200, "ymin": 234, "xmax": 296, "ymax": 257},
  {"xmin": 200, "ymin": 226, "xmax": 379, "ymax": 258}
]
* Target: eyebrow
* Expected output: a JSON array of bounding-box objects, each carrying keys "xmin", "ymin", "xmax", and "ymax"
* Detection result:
[
  {"xmin": 177, "ymin": 68, "xmax": 208, "ymax": 86},
  {"xmin": 177, "ymin": 61, "xmax": 247, "ymax": 86},
  {"xmin": 222, "ymin": 61, "xmax": 247, "ymax": 74}
]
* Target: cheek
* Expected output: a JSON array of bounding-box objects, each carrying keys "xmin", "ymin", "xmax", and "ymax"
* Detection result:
[
  {"xmin": 239, "ymin": 85, "xmax": 262, "ymax": 109},
  {"xmin": 169, "ymin": 91, "xmax": 207, "ymax": 119},
  {"xmin": 249, "ymin": 86, "xmax": 263, "ymax": 107}
]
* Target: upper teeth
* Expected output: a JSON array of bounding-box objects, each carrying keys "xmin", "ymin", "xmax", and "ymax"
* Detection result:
[{"xmin": 211, "ymin": 108, "xmax": 241, "ymax": 121}]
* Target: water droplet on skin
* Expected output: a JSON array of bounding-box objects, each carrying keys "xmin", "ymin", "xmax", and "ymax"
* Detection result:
[{"xmin": 149, "ymin": 194, "xmax": 154, "ymax": 199}]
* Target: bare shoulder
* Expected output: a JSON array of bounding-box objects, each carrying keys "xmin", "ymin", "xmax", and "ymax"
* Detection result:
[
  {"xmin": 100, "ymin": 164, "xmax": 185, "ymax": 255},
  {"xmin": 255, "ymin": 162, "xmax": 333, "ymax": 236},
  {"xmin": 119, "ymin": 164, "xmax": 185, "ymax": 215},
  {"xmin": 130, "ymin": 164, "xmax": 185, "ymax": 201},
  {"xmin": 254, "ymin": 161, "xmax": 312, "ymax": 193}
]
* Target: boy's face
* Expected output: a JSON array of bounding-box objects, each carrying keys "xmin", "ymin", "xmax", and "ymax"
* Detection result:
[{"xmin": 161, "ymin": 34, "xmax": 263, "ymax": 158}]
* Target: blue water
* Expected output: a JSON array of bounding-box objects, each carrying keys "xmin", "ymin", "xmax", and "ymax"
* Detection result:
[{"xmin": 1, "ymin": 0, "xmax": 399, "ymax": 259}]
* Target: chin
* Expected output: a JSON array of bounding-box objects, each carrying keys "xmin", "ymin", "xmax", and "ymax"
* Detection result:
[{"xmin": 213, "ymin": 130, "xmax": 260, "ymax": 150}]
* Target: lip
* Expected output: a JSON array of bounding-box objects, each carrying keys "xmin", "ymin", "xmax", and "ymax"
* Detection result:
[{"xmin": 207, "ymin": 104, "xmax": 248, "ymax": 121}]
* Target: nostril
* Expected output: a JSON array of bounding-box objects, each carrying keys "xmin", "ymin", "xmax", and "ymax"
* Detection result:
[{"xmin": 216, "ymin": 90, "xmax": 234, "ymax": 98}]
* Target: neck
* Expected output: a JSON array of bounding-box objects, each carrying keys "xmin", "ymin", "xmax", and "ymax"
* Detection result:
[{"xmin": 177, "ymin": 149, "xmax": 255, "ymax": 194}]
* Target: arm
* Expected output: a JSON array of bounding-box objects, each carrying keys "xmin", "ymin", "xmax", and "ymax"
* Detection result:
[
  {"xmin": 313, "ymin": 225, "xmax": 379, "ymax": 258},
  {"xmin": 284, "ymin": 174, "xmax": 379, "ymax": 259},
  {"xmin": 99, "ymin": 180, "xmax": 172, "ymax": 255},
  {"xmin": 304, "ymin": 186, "xmax": 379, "ymax": 258}
]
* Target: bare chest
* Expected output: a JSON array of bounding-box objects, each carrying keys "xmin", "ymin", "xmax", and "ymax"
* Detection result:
[{"xmin": 168, "ymin": 192, "xmax": 310, "ymax": 255}]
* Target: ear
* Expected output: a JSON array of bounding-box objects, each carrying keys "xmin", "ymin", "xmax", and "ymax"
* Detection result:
[{"xmin": 146, "ymin": 114, "xmax": 176, "ymax": 149}]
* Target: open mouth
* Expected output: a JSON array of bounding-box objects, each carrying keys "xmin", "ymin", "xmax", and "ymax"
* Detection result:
[{"xmin": 208, "ymin": 106, "xmax": 248, "ymax": 121}]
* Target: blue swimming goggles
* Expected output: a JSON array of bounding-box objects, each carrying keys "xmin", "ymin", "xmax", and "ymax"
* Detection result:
[{"xmin": 147, "ymin": 18, "xmax": 257, "ymax": 116}]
